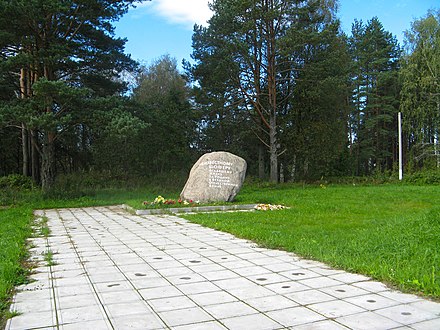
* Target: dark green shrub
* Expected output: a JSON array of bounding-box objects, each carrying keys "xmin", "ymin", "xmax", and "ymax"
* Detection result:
[
  {"xmin": 0, "ymin": 175, "xmax": 34, "ymax": 190},
  {"xmin": 405, "ymin": 170, "xmax": 440, "ymax": 184}
]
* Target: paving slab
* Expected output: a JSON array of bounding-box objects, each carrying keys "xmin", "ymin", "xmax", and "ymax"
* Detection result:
[{"xmin": 6, "ymin": 206, "xmax": 440, "ymax": 330}]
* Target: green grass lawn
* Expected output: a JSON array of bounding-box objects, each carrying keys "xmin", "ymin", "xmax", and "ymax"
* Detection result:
[
  {"xmin": 1, "ymin": 182, "xmax": 439, "ymax": 326},
  {"xmin": 184, "ymin": 183, "xmax": 440, "ymax": 299}
]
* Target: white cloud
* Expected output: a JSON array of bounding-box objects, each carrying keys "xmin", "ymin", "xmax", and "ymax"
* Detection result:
[
  {"xmin": 134, "ymin": 0, "xmax": 213, "ymax": 28},
  {"xmin": 395, "ymin": 0, "xmax": 409, "ymax": 9}
]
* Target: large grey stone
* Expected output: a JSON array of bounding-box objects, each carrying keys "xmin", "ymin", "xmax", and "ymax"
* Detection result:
[{"xmin": 180, "ymin": 152, "xmax": 247, "ymax": 203}]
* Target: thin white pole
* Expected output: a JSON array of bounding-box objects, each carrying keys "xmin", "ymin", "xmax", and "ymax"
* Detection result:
[
  {"xmin": 435, "ymin": 139, "xmax": 438, "ymax": 167},
  {"xmin": 398, "ymin": 112, "xmax": 403, "ymax": 181}
]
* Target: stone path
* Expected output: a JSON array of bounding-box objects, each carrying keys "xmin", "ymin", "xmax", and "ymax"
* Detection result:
[{"xmin": 6, "ymin": 206, "xmax": 440, "ymax": 330}]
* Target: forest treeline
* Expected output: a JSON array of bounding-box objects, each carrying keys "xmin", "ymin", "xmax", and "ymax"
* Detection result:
[{"xmin": 0, "ymin": 0, "xmax": 439, "ymax": 189}]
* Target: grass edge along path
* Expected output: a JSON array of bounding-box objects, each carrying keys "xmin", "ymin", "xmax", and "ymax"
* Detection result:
[
  {"xmin": 183, "ymin": 184, "xmax": 440, "ymax": 300},
  {"xmin": 0, "ymin": 207, "xmax": 33, "ymax": 329}
]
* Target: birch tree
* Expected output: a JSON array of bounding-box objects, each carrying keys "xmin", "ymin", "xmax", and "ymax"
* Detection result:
[{"xmin": 401, "ymin": 10, "xmax": 440, "ymax": 169}]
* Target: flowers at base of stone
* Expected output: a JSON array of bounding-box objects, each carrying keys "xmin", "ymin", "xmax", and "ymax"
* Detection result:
[
  {"xmin": 143, "ymin": 195, "xmax": 172, "ymax": 208},
  {"xmin": 179, "ymin": 199, "xmax": 200, "ymax": 206},
  {"xmin": 143, "ymin": 196, "xmax": 200, "ymax": 208},
  {"xmin": 254, "ymin": 203, "xmax": 287, "ymax": 211},
  {"xmin": 185, "ymin": 199, "xmax": 200, "ymax": 206},
  {"xmin": 154, "ymin": 195, "xmax": 166, "ymax": 204}
]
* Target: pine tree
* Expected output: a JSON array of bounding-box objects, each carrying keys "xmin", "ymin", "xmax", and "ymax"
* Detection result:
[
  {"xmin": 282, "ymin": 21, "xmax": 351, "ymax": 180},
  {"xmin": 189, "ymin": 0, "xmax": 339, "ymax": 182},
  {"xmin": 348, "ymin": 17, "xmax": 401, "ymax": 175},
  {"xmin": 0, "ymin": 0, "xmax": 141, "ymax": 189},
  {"xmin": 132, "ymin": 55, "xmax": 196, "ymax": 174}
]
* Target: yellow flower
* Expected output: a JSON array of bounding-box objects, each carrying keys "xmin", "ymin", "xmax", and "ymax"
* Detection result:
[{"xmin": 154, "ymin": 195, "xmax": 165, "ymax": 204}]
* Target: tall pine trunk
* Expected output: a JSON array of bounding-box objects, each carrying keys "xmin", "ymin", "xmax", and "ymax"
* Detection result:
[
  {"xmin": 258, "ymin": 144, "xmax": 265, "ymax": 179},
  {"xmin": 41, "ymin": 132, "xmax": 56, "ymax": 190},
  {"xmin": 269, "ymin": 115, "xmax": 278, "ymax": 182},
  {"xmin": 21, "ymin": 124, "xmax": 30, "ymax": 176},
  {"xmin": 31, "ymin": 130, "xmax": 40, "ymax": 183},
  {"xmin": 266, "ymin": 1, "xmax": 278, "ymax": 183},
  {"xmin": 20, "ymin": 68, "xmax": 31, "ymax": 177},
  {"xmin": 40, "ymin": 60, "xmax": 57, "ymax": 190}
]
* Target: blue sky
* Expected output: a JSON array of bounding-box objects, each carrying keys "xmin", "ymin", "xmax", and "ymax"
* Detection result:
[{"xmin": 114, "ymin": 0, "xmax": 439, "ymax": 69}]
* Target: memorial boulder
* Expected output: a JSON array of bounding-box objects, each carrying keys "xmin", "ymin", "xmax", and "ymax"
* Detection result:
[{"xmin": 180, "ymin": 152, "xmax": 247, "ymax": 203}]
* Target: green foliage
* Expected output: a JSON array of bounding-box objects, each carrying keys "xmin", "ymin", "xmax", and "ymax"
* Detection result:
[
  {"xmin": 400, "ymin": 9, "xmax": 440, "ymax": 170},
  {"xmin": 43, "ymin": 250, "xmax": 55, "ymax": 267},
  {"xmin": 189, "ymin": 0, "xmax": 345, "ymax": 181},
  {"xmin": 0, "ymin": 3, "xmax": 439, "ymax": 194},
  {"xmin": 0, "ymin": 207, "xmax": 33, "ymax": 325},
  {"xmin": 89, "ymin": 98, "xmax": 151, "ymax": 175},
  {"xmin": 348, "ymin": 17, "xmax": 402, "ymax": 176},
  {"xmin": 282, "ymin": 21, "xmax": 352, "ymax": 181},
  {"xmin": 404, "ymin": 169, "xmax": 440, "ymax": 184},
  {"xmin": 0, "ymin": 0, "xmax": 142, "ymax": 189},
  {"xmin": 131, "ymin": 55, "xmax": 197, "ymax": 174},
  {"xmin": 37, "ymin": 216, "xmax": 50, "ymax": 238},
  {"xmin": 104, "ymin": 109, "xmax": 148, "ymax": 137},
  {"xmin": 0, "ymin": 127, "xmax": 20, "ymax": 176},
  {"xmin": 0, "ymin": 175, "xmax": 34, "ymax": 190}
]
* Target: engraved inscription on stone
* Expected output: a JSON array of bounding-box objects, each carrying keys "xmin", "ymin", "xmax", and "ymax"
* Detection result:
[
  {"xmin": 180, "ymin": 152, "xmax": 247, "ymax": 202},
  {"xmin": 202, "ymin": 161, "xmax": 235, "ymax": 189}
]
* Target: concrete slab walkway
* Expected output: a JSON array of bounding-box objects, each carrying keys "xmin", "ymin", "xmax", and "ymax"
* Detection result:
[{"xmin": 6, "ymin": 206, "xmax": 440, "ymax": 330}]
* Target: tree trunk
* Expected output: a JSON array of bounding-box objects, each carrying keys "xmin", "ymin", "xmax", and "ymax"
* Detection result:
[
  {"xmin": 21, "ymin": 124, "xmax": 30, "ymax": 176},
  {"xmin": 41, "ymin": 133, "xmax": 56, "ymax": 190},
  {"xmin": 437, "ymin": 99, "xmax": 440, "ymax": 168},
  {"xmin": 279, "ymin": 163, "xmax": 284, "ymax": 183},
  {"xmin": 31, "ymin": 130, "xmax": 40, "ymax": 183},
  {"xmin": 258, "ymin": 143, "xmax": 265, "ymax": 179},
  {"xmin": 290, "ymin": 155, "xmax": 296, "ymax": 181},
  {"xmin": 266, "ymin": 0, "xmax": 278, "ymax": 183},
  {"xmin": 41, "ymin": 60, "xmax": 57, "ymax": 190},
  {"xmin": 20, "ymin": 67, "xmax": 31, "ymax": 177},
  {"xmin": 269, "ymin": 115, "xmax": 278, "ymax": 182}
]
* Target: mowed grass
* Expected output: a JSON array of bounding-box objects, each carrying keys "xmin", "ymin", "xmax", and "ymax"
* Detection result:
[{"xmin": 184, "ymin": 184, "xmax": 440, "ymax": 299}]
